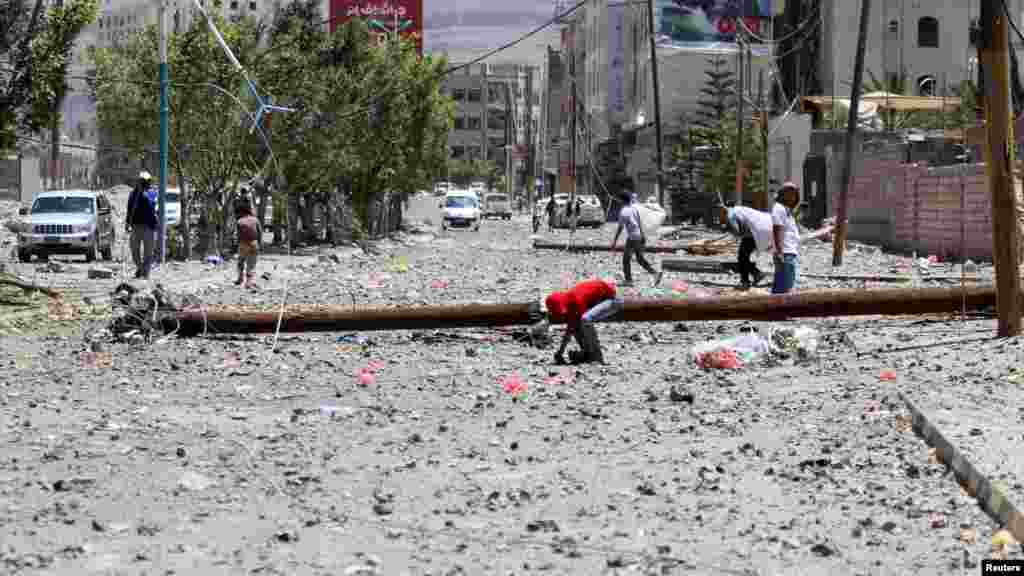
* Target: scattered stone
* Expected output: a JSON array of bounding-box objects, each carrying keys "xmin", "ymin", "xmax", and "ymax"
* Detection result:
[
  {"xmin": 525, "ymin": 519, "xmax": 560, "ymax": 533},
  {"xmin": 275, "ymin": 531, "xmax": 297, "ymax": 543},
  {"xmin": 177, "ymin": 471, "xmax": 215, "ymax": 492},
  {"xmin": 810, "ymin": 543, "xmax": 836, "ymax": 557},
  {"xmin": 52, "ymin": 477, "xmax": 95, "ymax": 492},
  {"xmin": 669, "ymin": 386, "xmax": 694, "ymax": 404}
]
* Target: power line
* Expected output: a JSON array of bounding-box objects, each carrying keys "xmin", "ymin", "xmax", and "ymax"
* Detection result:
[{"xmin": 332, "ymin": 1, "xmax": 586, "ymax": 124}]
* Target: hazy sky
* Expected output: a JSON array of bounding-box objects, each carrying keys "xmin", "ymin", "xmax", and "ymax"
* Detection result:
[{"xmin": 423, "ymin": 0, "xmax": 560, "ymax": 59}]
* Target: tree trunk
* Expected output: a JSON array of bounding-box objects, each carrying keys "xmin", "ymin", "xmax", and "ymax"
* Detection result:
[
  {"xmin": 301, "ymin": 197, "xmax": 316, "ymax": 244},
  {"xmin": 177, "ymin": 166, "xmax": 192, "ymax": 260},
  {"xmin": 288, "ymin": 191, "xmax": 299, "ymax": 247}
]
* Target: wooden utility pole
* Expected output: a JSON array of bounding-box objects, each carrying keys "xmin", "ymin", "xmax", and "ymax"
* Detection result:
[
  {"xmin": 979, "ymin": 0, "xmax": 1022, "ymax": 336},
  {"xmin": 525, "ymin": 66, "xmax": 534, "ymax": 210},
  {"xmin": 646, "ymin": 0, "xmax": 666, "ymax": 209},
  {"xmin": 832, "ymin": 0, "xmax": 872, "ymax": 267},
  {"xmin": 736, "ymin": 43, "xmax": 745, "ymax": 206}
]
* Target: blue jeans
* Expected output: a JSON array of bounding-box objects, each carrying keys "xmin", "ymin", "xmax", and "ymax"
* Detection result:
[
  {"xmin": 772, "ymin": 254, "xmax": 798, "ymax": 294},
  {"xmin": 575, "ymin": 298, "xmax": 623, "ymax": 363},
  {"xmin": 582, "ymin": 297, "xmax": 624, "ymax": 324}
]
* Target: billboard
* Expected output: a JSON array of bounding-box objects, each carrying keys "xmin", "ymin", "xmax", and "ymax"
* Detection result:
[
  {"xmin": 329, "ymin": 0, "xmax": 424, "ymax": 54},
  {"xmin": 607, "ymin": 4, "xmax": 627, "ymax": 121},
  {"xmin": 655, "ymin": 0, "xmax": 774, "ymax": 51}
]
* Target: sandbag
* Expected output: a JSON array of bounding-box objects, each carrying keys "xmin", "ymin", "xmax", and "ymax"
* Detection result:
[{"xmin": 636, "ymin": 204, "xmax": 666, "ymax": 239}]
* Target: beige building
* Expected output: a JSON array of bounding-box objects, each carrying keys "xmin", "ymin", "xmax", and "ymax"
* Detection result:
[{"xmin": 822, "ymin": 0, "xmax": 1024, "ymax": 99}]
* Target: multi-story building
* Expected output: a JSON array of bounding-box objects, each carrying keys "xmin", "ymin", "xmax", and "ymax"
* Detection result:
[
  {"xmin": 549, "ymin": 0, "xmax": 1021, "ymax": 218},
  {"xmin": 441, "ymin": 62, "xmax": 535, "ymax": 197}
]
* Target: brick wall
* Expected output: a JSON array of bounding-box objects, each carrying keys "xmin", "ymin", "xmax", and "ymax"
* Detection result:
[{"xmin": 834, "ymin": 155, "xmax": 995, "ymax": 261}]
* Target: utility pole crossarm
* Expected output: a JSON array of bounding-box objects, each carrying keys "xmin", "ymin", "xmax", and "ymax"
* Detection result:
[{"xmin": 189, "ymin": 0, "xmax": 294, "ymax": 135}]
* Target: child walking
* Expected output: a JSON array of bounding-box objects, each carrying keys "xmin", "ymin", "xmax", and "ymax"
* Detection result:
[{"xmin": 235, "ymin": 204, "xmax": 262, "ymax": 288}]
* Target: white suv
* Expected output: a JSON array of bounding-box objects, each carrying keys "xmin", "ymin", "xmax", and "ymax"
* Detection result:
[{"xmin": 18, "ymin": 190, "xmax": 116, "ymax": 263}]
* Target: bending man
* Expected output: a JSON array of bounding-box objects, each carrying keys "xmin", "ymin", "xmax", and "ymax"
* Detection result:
[
  {"xmin": 545, "ymin": 279, "xmax": 622, "ymax": 365},
  {"xmin": 720, "ymin": 202, "xmax": 772, "ymax": 288}
]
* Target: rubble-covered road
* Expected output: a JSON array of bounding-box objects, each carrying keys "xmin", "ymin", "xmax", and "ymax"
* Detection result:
[{"xmin": 0, "ymin": 199, "xmax": 1020, "ymax": 575}]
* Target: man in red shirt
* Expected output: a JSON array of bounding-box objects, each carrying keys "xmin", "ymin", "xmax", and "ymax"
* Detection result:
[{"xmin": 545, "ymin": 279, "xmax": 622, "ymax": 364}]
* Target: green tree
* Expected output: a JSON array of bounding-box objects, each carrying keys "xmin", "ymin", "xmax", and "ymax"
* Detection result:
[
  {"xmin": 0, "ymin": 0, "xmax": 97, "ymax": 151},
  {"xmin": 92, "ymin": 9, "xmax": 264, "ymax": 258},
  {"xmin": 693, "ymin": 55, "xmax": 735, "ymax": 145},
  {"xmin": 261, "ymin": 8, "xmax": 452, "ymax": 242},
  {"xmin": 670, "ymin": 55, "xmax": 765, "ymax": 208},
  {"xmin": 446, "ymin": 158, "xmax": 500, "ymax": 188}
]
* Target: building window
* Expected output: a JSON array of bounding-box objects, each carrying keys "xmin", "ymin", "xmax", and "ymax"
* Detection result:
[
  {"xmin": 467, "ymin": 116, "xmax": 481, "ymax": 130},
  {"xmin": 451, "ymin": 146, "xmax": 465, "ymax": 159},
  {"xmin": 917, "ymin": 75, "xmax": 936, "ymax": 96},
  {"xmin": 918, "ymin": 17, "xmax": 939, "ymax": 48},
  {"xmin": 230, "ymin": 0, "xmax": 238, "ymax": 9},
  {"xmin": 888, "ymin": 20, "xmax": 898, "ymax": 34},
  {"xmin": 249, "ymin": 1, "xmax": 256, "ymax": 9},
  {"xmin": 453, "ymin": 116, "xmax": 466, "ymax": 130},
  {"xmin": 468, "ymin": 89, "xmax": 482, "ymax": 103},
  {"xmin": 452, "ymin": 88, "xmax": 466, "ymax": 101}
]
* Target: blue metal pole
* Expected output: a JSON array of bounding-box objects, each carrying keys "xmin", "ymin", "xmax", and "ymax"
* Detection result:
[{"xmin": 158, "ymin": 0, "xmax": 168, "ymax": 263}]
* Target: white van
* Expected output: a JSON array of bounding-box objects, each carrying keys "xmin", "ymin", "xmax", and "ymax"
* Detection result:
[
  {"xmin": 483, "ymin": 192, "xmax": 512, "ymax": 220},
  {"xmin": 440, "ymin": 190, "xmax": 481, "ymax": 231}
]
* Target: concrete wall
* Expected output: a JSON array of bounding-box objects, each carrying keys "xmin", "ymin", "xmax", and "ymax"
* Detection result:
[{"xmin": 836, "ymin": 153, "xmax": 995, "ymax": 260}]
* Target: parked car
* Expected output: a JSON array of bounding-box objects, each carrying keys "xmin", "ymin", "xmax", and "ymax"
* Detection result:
[
  {"xmin": 576, "ymin": 195, "xmax": 605, "ymax": 227},
  {"xmin": 440, "ymin": 190, "xmax": 481, "ymax": 231},
  {"xmin": 18, "ymin": 189, "xmax": 116, "ymax": 263},
  {"xmin": 482, "ymin": 192, "xmax": 512, "ymax": 220}
]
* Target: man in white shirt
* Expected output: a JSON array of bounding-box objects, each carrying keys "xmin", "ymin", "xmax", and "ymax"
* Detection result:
[
  {"xmin": 720, "ymin": 202, "xmax": 773, "ymax": 288},
  {"xmin": 771, "ymin": 182, "xmax": 801, "ymax": 294},
  {"xmin": 611, "ymin": 191, "xmax": 663, "ymax": 287}
]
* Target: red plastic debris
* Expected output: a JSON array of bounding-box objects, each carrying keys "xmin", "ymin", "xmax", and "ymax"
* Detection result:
[
  {"xmin": 498, "ymin": 374, "xmax": 528, "ymax": 397},
  {"xmin": 696, "ymin": 348, "xmax": 742, "ymax": 370},
  {"xmin": 929, "ymin": 512, "xmax": 947, "ymax": 529},
  {"xmin": 356, "ymin": 369, "xmax": 376, "ymax": 386},
  {"xmin": 879, "ymin": 370, "xmax": 897, "ymax": 381}
]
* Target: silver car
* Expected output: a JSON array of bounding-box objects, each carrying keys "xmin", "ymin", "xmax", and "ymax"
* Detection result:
[{"xmin": 18, "ymin": 190, "xmax": 116, "ymax": 263}]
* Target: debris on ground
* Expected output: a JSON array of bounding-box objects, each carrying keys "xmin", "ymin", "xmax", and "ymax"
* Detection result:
[{"xmin": 684, "ymin": 237, "xmax": 738, "ymax": 256}]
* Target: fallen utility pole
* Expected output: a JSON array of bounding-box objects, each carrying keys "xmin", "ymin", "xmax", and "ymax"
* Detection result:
[
  {"xmin": 171, "ymin": 286, "xmax": 1011, "ymax": 337},
  {"xmin": 980, "ymin": 0, "xmax": 1022, "ymax": 337},
  {"xmin": 533, "ymin": 241, "xmax": 684, "ymax": 253},
  {"xmin": 661, "ymin": 259, "xmax": 732, "ymax": 274},
  {"xmin": 833, "ymin": 0, "xmax": 871, "ymax": 267}
]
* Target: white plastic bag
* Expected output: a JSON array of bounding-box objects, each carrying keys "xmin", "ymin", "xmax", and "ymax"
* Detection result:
[
  {"xmin": 691, "ymin": 332, "xmax": 770, "ymax": 369},
  {"xmin": 770, "ymin": 326, "xmax": 819, "ymax": 361},
  {"xmin": 636, "ymin": 204, "xmax": 666, "ymax": 239}
]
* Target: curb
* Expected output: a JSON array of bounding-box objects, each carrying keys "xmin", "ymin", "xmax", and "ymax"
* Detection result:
[{"xmin": 899, "ymin": 391, "xmax": 1024, "ymax": 544}]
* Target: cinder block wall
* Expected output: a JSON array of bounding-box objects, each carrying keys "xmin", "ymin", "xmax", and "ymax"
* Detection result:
[{"xmin": 833, "ymin": 149, "xmax": 995, "ymax": 261}]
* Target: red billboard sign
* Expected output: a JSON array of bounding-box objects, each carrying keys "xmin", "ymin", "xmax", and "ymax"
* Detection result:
[{"xmin": 329, "ymin": 0, "xmax": 423, "ymax": 54}]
